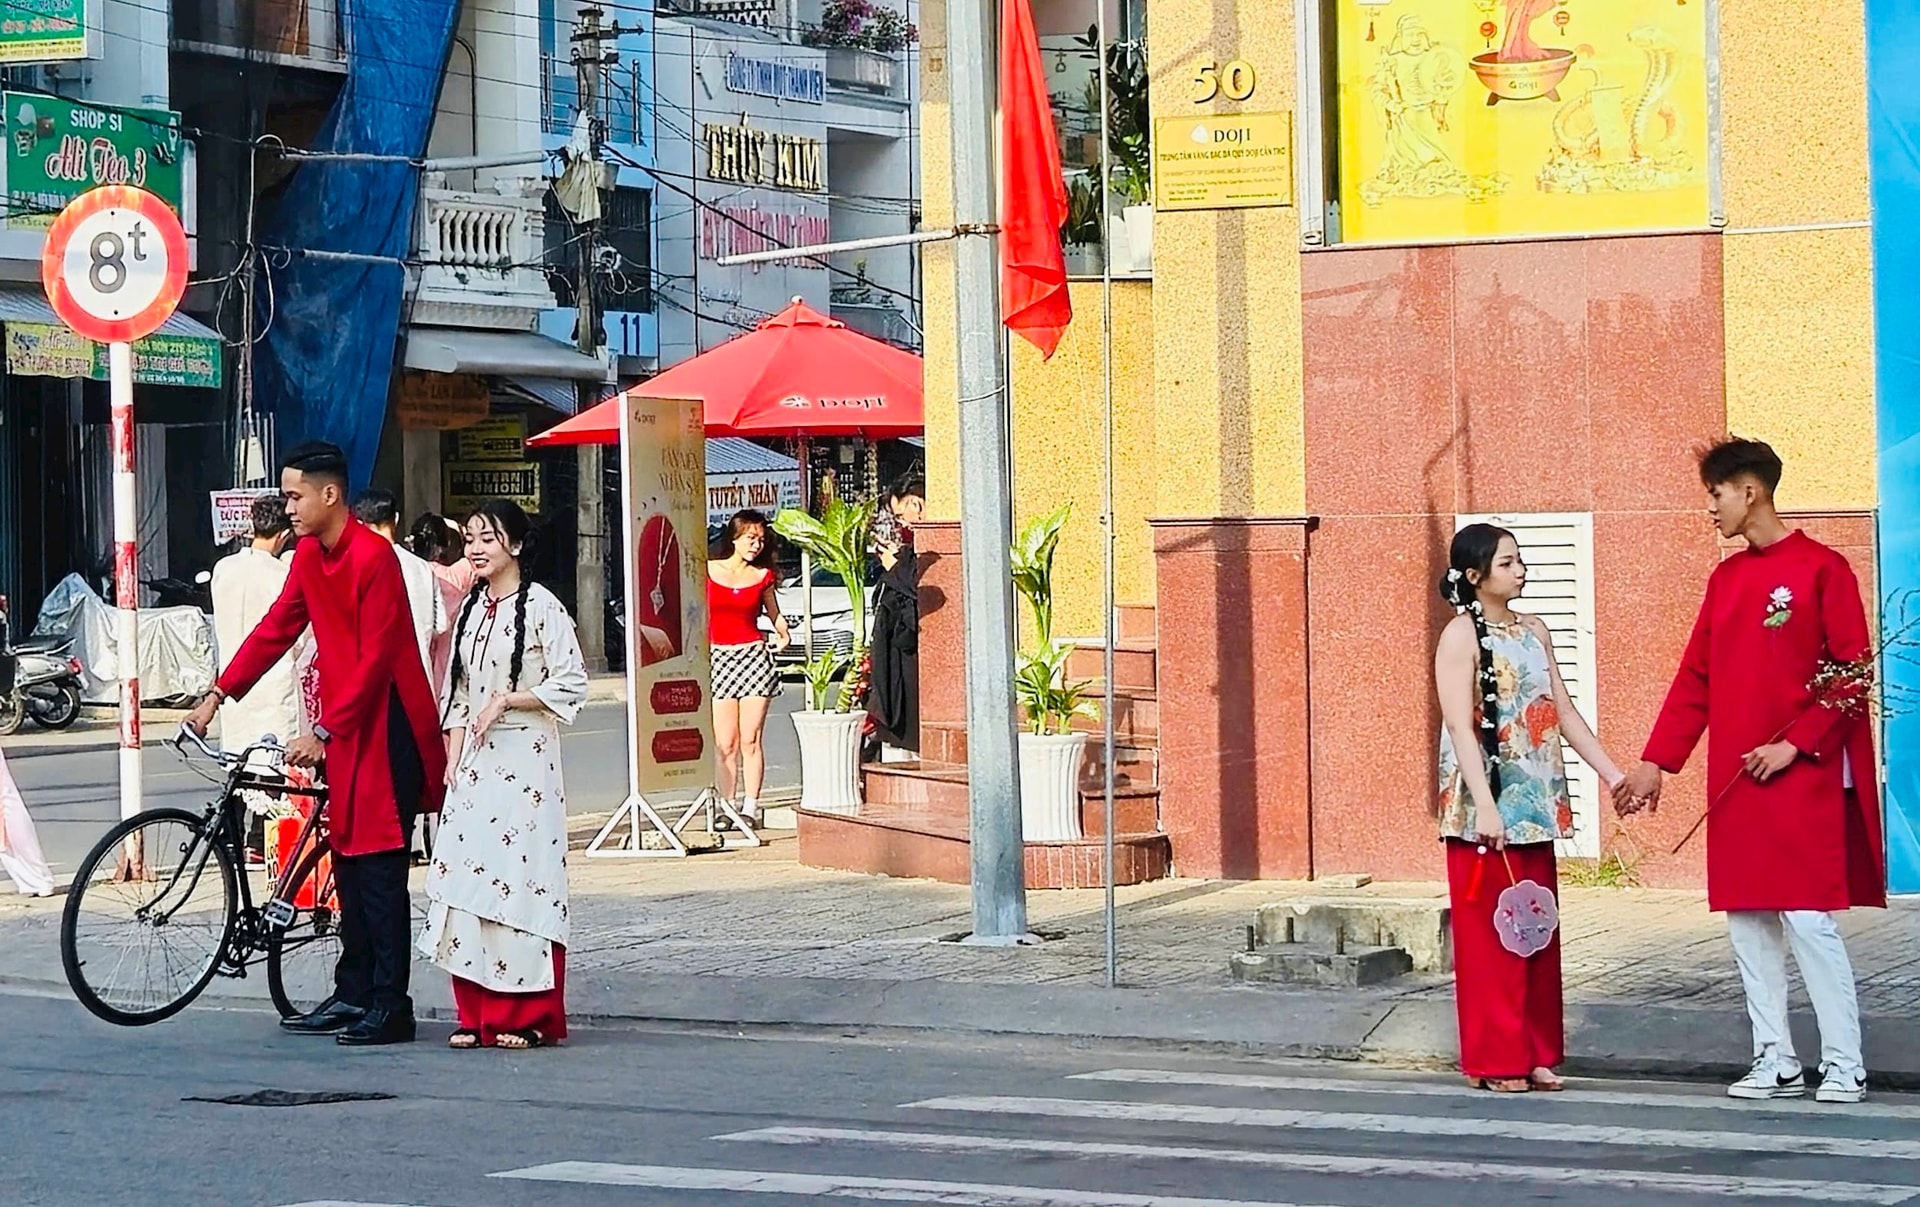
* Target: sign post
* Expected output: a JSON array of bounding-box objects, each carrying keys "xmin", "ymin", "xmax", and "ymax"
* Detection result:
[{"xmin": 40, "ymin": 185, "xmax": 189, "ymax": 857}]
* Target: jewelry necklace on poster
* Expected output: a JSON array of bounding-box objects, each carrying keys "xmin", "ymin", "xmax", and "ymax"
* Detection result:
[{"xmin": 650, "ymin": 520, "xmax": 672, "ymax": 615}]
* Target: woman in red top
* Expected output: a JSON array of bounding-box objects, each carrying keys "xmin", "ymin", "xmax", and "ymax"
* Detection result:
[{"xmin": 709, "ymin": 511, "xmax": 790, "ymax": 823}]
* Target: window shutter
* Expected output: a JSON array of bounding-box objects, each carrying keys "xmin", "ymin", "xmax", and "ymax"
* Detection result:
[{"xmin": 1454, "ymin": 512, "xmax": 1600, "ymax": 859}]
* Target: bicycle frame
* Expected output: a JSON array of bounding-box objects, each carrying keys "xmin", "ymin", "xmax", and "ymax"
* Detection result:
[{"xmin": 168, "ymin": 730, "xmax": 331, "ymax": 973}]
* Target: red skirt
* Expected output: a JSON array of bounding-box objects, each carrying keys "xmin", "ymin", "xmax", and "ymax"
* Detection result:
[
  {"xmin": 1445, "ymin": 840, "xmax": 1563, "ymax": 1079},
  {"xmin": 451, "ymin": 943, "xmax": 568, "ymax": 1045}
]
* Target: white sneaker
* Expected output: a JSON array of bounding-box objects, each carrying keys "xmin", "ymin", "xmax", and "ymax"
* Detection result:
[
  {"xmin": 1729, "ymin": 1051, "xmax": 1806, "ymax": 1100},
  {"xmin": 1815, "ymin": 1065, "xmax": 1867, "ymax": 1104}
]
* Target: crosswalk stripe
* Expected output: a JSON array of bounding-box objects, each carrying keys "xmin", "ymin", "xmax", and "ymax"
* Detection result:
[
  {"xmin": 715, "ymin": 1125, "xmax": 1920, "ymax": 1205},
  {"xmin": 491, "ymin": 1161, "xmax": 1330, "ymax": 1206},
  {"xmin": 1074, "ymin": 1068, "xmax": 1920, "ymax": 1121},
  {"xmin": 903, "ymin": 1095, "xmax": 1920, "ymax": 1161}
]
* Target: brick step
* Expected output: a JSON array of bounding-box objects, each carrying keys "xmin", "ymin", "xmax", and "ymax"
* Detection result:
[
  {"xmin": 1066, "ymin": 689, "xmax": 1158, "ymax": 743},
  {"xmin": 865, "ymin": 749, "xmax": 1158, "ymax": 802},
  {"xmin": 1063, "ymin": 641, "xmax": 1157, "ymax": 693},
  {"xmin": 912, "ymin": 722, "xmax": 1159, "ymax": 780},
  {"xmin": 798, "ymin": 801, "xmax": 1171, "ymax": 889},
  {"xmin": 1117, "ymin": 604, "xmax": 1156, "ymax": 643}
]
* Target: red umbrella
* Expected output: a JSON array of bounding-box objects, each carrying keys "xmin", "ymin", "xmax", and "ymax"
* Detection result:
[{"xmin": 527, "ymin": 299, "xmax": 923, "ymax": 447}]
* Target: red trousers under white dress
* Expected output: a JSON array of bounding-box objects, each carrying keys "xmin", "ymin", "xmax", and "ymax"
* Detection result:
[
  {"xmin": 451, "ymin": 943, "xmax": 569, "ymax": 1045},
  {"xmin": 1446, "ymin": 840, "xmax": 1563, "ymax": 1078}
]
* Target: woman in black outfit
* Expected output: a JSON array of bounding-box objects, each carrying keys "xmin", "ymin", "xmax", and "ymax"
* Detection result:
[{"xmin": 866, "ymin": 475, "xmax": 925, "ymax": 758}]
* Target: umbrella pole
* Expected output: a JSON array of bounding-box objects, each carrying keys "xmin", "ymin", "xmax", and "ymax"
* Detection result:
[{"xmin": 799, "ymin": 436, "xmax": 815, "ymax": 667}]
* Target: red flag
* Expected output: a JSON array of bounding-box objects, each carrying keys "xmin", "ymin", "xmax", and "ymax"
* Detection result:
[{"xmin": 998, "ymin": 0, "xmax": 1073, "ymax": 359}]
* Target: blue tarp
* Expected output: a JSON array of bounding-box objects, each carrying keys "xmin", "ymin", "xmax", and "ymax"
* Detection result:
[
  {"xmin": 253, "ymin": 0, "xmax": 461, "ymax": 488},
  {"xmin": 1867, "ymin": 0, "xmax": 1920, "ymax": 892}
]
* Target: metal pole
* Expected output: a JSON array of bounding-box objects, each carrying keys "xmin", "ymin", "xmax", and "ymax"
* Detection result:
[
  {"xmin": 1095, "ymin": 15, "xmax": 1118, "ymax": 988},
  {"xmin": 714, "ymin": 227, "xmax": 959, "ymax": 268},
  {"xmin": 110, "ymin": 340, "xmax": 142, "ymax": 832},
  {"xmin": 950, "ymin": 0, "xmax": 1029, "ymax": 943},
  {"xmin": 799, "ymin": 435, "xmax": 814, "ymax": 664}
]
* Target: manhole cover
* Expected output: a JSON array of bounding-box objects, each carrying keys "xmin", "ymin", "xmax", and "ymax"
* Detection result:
[{"xmin": 184, "ymin": 1090, "xmax": 397, "ymax": 1107}]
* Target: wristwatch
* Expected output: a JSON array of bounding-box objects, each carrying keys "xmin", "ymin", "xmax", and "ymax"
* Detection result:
[{"xmin": 312, "ymin": 724, "xmax": 333, "ymax": 745}]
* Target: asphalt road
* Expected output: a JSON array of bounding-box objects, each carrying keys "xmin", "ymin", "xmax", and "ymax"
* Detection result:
[
  {"xmin": 3, "ymin": 990, "xmax": 1919, "ymax": 1207},
  {"xmin": 2, "ymin": 687, "xmax": 804, "ymax": 883}
]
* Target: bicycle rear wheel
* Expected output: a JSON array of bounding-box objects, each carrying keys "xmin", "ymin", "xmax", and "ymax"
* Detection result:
[
  {"xmin": 61, "ymin": 808, "xmax": 238, "ymax": 1026},
  {"xmin": 265, "ymin": 862, "xmax": 343, "ymax": 1019}
]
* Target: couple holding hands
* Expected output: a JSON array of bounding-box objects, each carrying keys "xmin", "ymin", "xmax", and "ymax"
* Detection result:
[{"xmin": 1434, "ymin": 438, "xmax": 1884, "ymax": 1101}]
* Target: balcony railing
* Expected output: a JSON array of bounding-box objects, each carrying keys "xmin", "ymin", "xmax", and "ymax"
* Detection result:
[
  {"xmin": 658, "ymin": 0, "xmax": 778, "ymax": 30},
  {"xmin": 411, "ymin": 177, "xmax": 554, "ymax": 330},
  {"xmin": 822, "ymin": 46, "xmax": 900, "ymax": 95},
  {"xmin": 173, "ymin": 0, "xmax": 343, "ymax": 65}
]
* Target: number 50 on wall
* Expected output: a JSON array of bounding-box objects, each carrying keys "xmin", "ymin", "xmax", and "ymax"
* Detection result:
[{"xmin": 1193, "ymin": 60, "xmax": 1256, "ymax": 103}]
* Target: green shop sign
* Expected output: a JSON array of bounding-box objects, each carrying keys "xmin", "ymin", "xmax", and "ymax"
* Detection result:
[
  {"xmin": 0, "ymin": 0, "xmax": 94, "ymax": 63},
  {"xmin": 3, "ymin": 92, "xmax": 183, "ymax": 229},
  {"xmin": 5, "ymin": 321, "xmax": 222, "ymax": 389}
]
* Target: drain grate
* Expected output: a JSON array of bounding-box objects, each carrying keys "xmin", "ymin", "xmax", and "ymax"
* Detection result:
[{"xmin": 184, "ymin": 1090, "xmax": 397, "ymax": 1108}]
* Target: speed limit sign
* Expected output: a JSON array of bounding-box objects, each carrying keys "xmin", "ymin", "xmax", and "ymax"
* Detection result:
[{"xmin": 39, "ymin": 185, "xmax": 189, "ymax": 345}]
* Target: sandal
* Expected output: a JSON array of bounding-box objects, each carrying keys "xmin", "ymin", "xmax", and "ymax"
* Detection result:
[
  {"xmin": 495, "ymin": 1028, "xmax": 544, "ymax": 1050},
  {"xmin": 1529, "ymin": 1068, "xmax": 1566, "ymax": 1092},
  {"xmin": 448, "ymin": 1029, "xmax": 481, "ymax": 1050},
  {"xmin": 1468, "ymin": 1076, "xmax": 1532, "ymax": 1093}
]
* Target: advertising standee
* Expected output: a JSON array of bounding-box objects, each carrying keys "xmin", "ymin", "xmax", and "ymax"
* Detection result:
[{"xmin": 586, "ymin": 393, "xmax": 762, "ymax": 857}]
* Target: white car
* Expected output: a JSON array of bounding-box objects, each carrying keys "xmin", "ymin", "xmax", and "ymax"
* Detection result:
[{"xmin": 759, "ymin": 568, "xmax": 874, "ymax": 664}]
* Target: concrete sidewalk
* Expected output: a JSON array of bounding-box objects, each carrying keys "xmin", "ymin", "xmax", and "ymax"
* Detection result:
[{"xmin": 4, "ymin": 823, "xmax": 1917, "ymax": 1087}]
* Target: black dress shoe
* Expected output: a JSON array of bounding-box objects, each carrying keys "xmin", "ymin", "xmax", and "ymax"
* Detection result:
[
  {"xmin": 336, "ymin": 1008, "xmax": 417, "ymax": 1046},
  {"xmin": 280, "ymin": 998, "xmax": 366, "ymax": 1034}
]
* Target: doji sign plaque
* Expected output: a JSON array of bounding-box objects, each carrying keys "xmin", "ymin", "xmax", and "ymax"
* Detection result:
[{"xmin": 41, "ymin": 185, "xmax": 190, "ymax": 830}]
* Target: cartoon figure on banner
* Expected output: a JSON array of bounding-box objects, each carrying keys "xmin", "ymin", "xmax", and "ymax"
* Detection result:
[
  {"xmin": 1362, "ymin": 15, "xmax": 1509, "ymax": 208},
  {"xmin": 636, "ymin": 506, "xmax": 685, "ymax": 666}
]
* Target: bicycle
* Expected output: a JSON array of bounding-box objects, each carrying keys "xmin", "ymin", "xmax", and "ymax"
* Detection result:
[{"xmin": 59, "ymin": 727, "xmax": 342, "ymax": 1026}]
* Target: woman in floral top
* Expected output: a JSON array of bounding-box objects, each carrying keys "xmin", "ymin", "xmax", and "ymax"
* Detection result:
[
  {"xmin": 1435, "ymin": 523, "xmax": 1625, "ymax": 1092},
  {"xmin": 421, "ymin": 500, "xmax": 589, "ymax": 1050}
]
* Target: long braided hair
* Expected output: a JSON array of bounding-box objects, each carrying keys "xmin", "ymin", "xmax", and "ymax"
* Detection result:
[
  {"xmin": 1439, "ymin": 523, "xmax": 1515, "ymax": 800},
  {"xmin": 450, "ymin": 500, "xmax": 536, "ymax": 700}
]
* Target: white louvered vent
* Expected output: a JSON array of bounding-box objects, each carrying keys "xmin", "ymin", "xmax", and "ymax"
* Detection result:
[{"xmin": 1455, "ymin": 512, "xmax": 1600, "ymax": 859}]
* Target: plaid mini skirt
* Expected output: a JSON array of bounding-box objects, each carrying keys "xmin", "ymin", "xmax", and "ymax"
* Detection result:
[{"xmin": 711, "ymin": 640, "xmax": 781, "ymax": 699}]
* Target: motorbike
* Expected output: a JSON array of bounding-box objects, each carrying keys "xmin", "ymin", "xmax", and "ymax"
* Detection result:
[
  {"xmin": 144, "ymin": 569, "xmax": 213, "ymax": 612},
  {"xmin": 0, "ymin": 595, "xmax": 86, "ymax": 736}
]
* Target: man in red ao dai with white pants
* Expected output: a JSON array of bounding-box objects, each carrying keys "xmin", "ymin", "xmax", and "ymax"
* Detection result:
[{"xmin": 1618, "ymin": 439, "xmax": 1885, "ymax": 1104}]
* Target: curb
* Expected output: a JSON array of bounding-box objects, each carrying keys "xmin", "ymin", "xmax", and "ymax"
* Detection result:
[{"xmin": 8, "ymin": 959, "xmax": 1919, "ymax": 1090}]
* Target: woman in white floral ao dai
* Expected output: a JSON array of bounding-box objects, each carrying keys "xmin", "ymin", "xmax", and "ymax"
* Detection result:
[{"xmin": 421, "ymin": 500, "xmax": 588, "ymax": 1049}]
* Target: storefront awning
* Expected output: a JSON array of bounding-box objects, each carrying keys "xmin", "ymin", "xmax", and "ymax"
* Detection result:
[
  {"xmin": 0, "ymin": 288, "xmax": 224, "ymax": 342},
  {"xmin": 403, "ymin": 327, "xmax": 611, "ymax": 381},
  {"xmin": 499, "ymin": 375, "xmax": 584, "ymax": 416},
  {"xmin": 0, "ymin": 287, "xmax": 224, "ymax": 388},
  {"xmin": 708, "ymin": 436, "xmax": 798, "ymax": 473}
]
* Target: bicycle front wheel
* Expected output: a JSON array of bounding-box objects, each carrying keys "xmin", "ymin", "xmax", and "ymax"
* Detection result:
[{"xmin": 60, "ymin": 808, "xmax": 238, "ymax": 1026}]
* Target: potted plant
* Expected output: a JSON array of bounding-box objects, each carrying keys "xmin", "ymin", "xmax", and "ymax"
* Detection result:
[
  {"xmin": 1076, "ymin": 29, "xmax": 1153, "ymax": 273},
  {"xmin": 1061, "ymin": 173, "xmax": 1104, "ymax": 278},
  {"xmin": 1010, "ymin": 503, "xmax": 1097, "ymax": 841},
  {"xmin": 772, "ymin": 489, "xmax": 873, "ymax": 815}
]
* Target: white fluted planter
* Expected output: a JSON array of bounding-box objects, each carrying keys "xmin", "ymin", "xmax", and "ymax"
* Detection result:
[
  {"xmin": 792, "ymin": 709, "xmax": 865, "ymax": 815},
  {"xmin": 1019, "ymin": 731, "xmax": 1089, "ymax": 841}
]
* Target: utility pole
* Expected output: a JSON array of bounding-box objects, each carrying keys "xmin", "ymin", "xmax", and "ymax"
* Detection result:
[
  {"xmin": 947, "ymin": 0, "xmax": 1030, "ymax": 943},
  {"xmin": 570, "ymin": 5, "xmax": 613, "ymax": 669}
]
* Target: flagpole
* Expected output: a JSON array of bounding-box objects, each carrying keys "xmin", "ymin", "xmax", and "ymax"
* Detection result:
[
  {"xmin": 949, "ymin": 0, "xmax": 1032, "ymax": 944},
  {"xmin": 1095, "ymin": 0, "xmax": 1119, "ymax": 991}
]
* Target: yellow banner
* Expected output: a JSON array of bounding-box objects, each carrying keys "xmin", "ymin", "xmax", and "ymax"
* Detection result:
[
  {"xmin": 620, "ymin": 392, "xmax": 717, "ymax": 797},
  {"xmin": 1335, "ymin": 0, "xmax": 1712, "ymax": 244}
]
